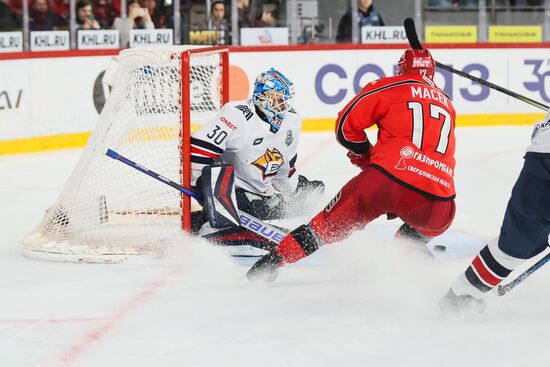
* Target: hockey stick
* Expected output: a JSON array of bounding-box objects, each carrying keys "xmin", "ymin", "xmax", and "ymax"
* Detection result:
[
  {"xmin": 497, "ymin": 252, "xmax": 550, "ymax": 296},
  {"xmin": 105, "ymin": 149, "xmax": 287, "ymax": 244},
  {"xmin": 403, "ymin": 18, "xmax": 549, "ymax": 111}
]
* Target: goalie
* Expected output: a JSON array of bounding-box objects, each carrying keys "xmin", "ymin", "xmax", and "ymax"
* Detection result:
[{"xmin": 190, "ymin": 68, "xmax": 325, "ymax": 252}]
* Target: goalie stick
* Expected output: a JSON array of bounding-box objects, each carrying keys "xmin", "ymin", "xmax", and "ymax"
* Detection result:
[
  {"xmin": 105, "ymin": 149, "xmax": 287, "ymax": 245},
  {"xmin": 403, "ymin": 18, "xmax": 549, "ymax": 112},
  {"xmin": 497, "ymin": 251, "xmax": 550, "ymax": 296}
]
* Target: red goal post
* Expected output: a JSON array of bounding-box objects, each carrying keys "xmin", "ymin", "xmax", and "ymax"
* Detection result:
[{"xmin": 181, "ymin": 47, "xmax": 229, "ymax": 232}]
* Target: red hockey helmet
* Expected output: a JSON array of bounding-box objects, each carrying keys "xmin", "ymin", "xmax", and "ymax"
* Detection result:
[{"xmin": 397, "ymin": 49, "xmax": 436, "ymax": 80}]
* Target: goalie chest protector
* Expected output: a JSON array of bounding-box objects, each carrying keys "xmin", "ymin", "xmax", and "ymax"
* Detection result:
[{"xmin": 191, "ymin": 99, "xmax": 301, "ymax": 196}]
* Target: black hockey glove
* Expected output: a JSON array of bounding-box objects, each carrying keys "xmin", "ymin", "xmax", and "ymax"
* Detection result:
[
  {"xmin": 281, "ymin": 175, "xmax": 325, "ymax": 216},
  {"xmin": 295, "ymin": 175, "xmax": 325, "ymax": 198}
]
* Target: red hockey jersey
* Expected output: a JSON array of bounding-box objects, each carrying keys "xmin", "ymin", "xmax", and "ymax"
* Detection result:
[{"xmin": 335, "ymin": 74, "xmax": 456, "ymax": 200}]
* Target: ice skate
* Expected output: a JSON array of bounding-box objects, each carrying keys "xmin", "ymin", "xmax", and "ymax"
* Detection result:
[
  {"xmin": 439, "ymin": 289, "xmax": 486, "ymax": 315},
  {"xmin": 245, "ymin": 250, "xmax": 283, "ymax": 282}
]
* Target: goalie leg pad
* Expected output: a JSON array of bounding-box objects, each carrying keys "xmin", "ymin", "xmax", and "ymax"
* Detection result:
[
  {"xmin": 201, "ymin": 225, "xmax": 277, "ymax": 252},
  {"xmin": 201, "ymin": 165, "xmax": 240, "ymax": 228}
]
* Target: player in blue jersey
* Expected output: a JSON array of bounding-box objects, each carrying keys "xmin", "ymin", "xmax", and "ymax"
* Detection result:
[{"xmin": 440, "ymin": 108, "xmax": 550, "ymax": 313}]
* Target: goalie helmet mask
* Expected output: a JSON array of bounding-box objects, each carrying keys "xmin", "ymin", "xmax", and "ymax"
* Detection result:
[
  {"xmin": 397, "ymin": 48, "xmax": 436, "ymax": 80},
  {"xmin": 252, "ymin": 68, "xmax": 295, "ymax": 132}
]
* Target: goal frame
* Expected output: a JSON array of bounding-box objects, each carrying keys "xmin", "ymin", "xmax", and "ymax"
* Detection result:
[
  {"xmin": 22, "ymin": 46, "xmax": 230, "ymax": 263},
  {"xmin": 181, "ymin": 46, "xmax": 229, "ymax": 232}
]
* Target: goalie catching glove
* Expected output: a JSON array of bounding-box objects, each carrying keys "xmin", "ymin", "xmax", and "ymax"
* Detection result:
[
  {"xmin": 270, "ymin": 175, "xmax": 325, "ymax": 217},
  {"xmin": 281, "ymin": 174, "xmax": 325, "ymax": 216}
]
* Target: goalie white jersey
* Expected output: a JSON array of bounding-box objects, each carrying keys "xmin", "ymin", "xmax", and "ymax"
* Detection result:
[{"xmin": 191, "ymin": 99, "xmax": 301, "ymax": 196}]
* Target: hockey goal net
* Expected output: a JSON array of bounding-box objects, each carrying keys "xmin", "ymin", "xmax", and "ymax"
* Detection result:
[{"xmin": 23, "ymin": 46, "xmax": 229, "ymax": 263}]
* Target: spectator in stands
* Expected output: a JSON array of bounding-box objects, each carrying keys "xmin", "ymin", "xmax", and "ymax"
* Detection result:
[
  {"xmin": 94, "ymin": 0, "xmax": 116, "ymax": 28},
  {"xmin": 52, "ymin": 0, "xmax": 69, "ymax": 21},
  {"xmin": 29, "ymin": 0, "xmax": 62, "ymax": 31},
  {"xmin": 145, "ymin": 0, "xmax": 163, "ymax": 28},
  {"xmin": 0, "ymin": 0, "xmax": 19, "ymax": 30},
  {"xmin": 112, "ymin": 0, "xmax": 154, "ymax": 46},
  {"xmin": 164, "ymin": 0, "xmax": 192, "ymax": 44},
  {"xmin": 237, "ymin": 0, "xmax": 255, "ymax": 28},
  {"xmin": 198, "ymin": 0, "xmax": 229, "ymax": 45},
  {"xmin": 202, "ymin": 1, "xmax": 228, "ymax": 31},
  {"xmin": 8, "ymin": 0, "xmax": 21, "ymax": 21},
  {"xmin": 336, "ymin": 0, "xmax": 384, "ymax": 43},
  {"xmin": 76, "ymin": 0, "xmax": 101, "ymax": 29},
  {"xmin": 256, "ymin": 10, "xmax": 274, "ymax": 27}
]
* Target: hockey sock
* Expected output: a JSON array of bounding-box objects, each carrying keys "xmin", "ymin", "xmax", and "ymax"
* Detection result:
[
  {"xmin": 277, "ymin": 224, "xmax": 324, "ymax": 264},
  {"xmin": 452, "ymin": 237, "xmax": 524, "ymax": 295}
]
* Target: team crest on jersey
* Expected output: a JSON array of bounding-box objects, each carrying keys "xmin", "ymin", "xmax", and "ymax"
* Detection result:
[
  {"xmin": 395, "ymin": 146, "xmax": 414, "ymax": 171},
  {"xmin": 285, "ymin": 131, "xmax": 293, "ymax": 146},
  {"xmin": 252, "ymin": 148, "xmax": 285, "ymax": 179}
]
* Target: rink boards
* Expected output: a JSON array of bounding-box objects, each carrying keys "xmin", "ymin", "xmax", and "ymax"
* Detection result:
[{"xmin": 0, "ymin": 44, "xmax": 548, "ymax": 154}]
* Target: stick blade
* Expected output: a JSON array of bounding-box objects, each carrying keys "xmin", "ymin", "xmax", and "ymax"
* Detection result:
[{"xmin": 404, "ymin": 17, "xmax": 423, "ymax": 50}]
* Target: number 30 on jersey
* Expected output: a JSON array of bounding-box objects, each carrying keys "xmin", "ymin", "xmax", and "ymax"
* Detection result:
[{"xmin": 206, "ymin": 125, "xmax": 228, "ymax": 145}]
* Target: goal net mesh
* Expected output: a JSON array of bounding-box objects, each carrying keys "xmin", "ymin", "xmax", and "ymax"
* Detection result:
[{"xmin": 23, "ymin": 47, "xmax": 226, "ymax": 262}]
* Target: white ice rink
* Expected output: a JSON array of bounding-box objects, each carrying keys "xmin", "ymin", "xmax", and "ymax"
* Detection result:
[{"xmin": 2, "ymin": 126, "xmax": 550, "ymax": 367}]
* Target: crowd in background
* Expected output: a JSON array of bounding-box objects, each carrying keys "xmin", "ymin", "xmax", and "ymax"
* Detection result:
[
  {"xmin": 0, "ymin": 0, "xmax": 546, "ymax": 44},
  {"xmin": 0, "ymin": 0, "xmax": 279, "ymax": 32}
]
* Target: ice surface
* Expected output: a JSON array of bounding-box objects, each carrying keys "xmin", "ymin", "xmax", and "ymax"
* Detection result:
[{"xmin": 1, "ymin": 127, "xmax": 549, "ymax": 367}]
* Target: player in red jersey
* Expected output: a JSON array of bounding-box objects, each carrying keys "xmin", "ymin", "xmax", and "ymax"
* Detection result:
[{"xmin": 245, "ymin": 48, "xmax": 458, "ymax": 282}]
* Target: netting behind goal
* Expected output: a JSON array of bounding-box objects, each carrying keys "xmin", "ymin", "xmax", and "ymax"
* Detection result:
[{"xmin": 23, "ymin": 46, "xmax": 229, "ymax": 263}]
